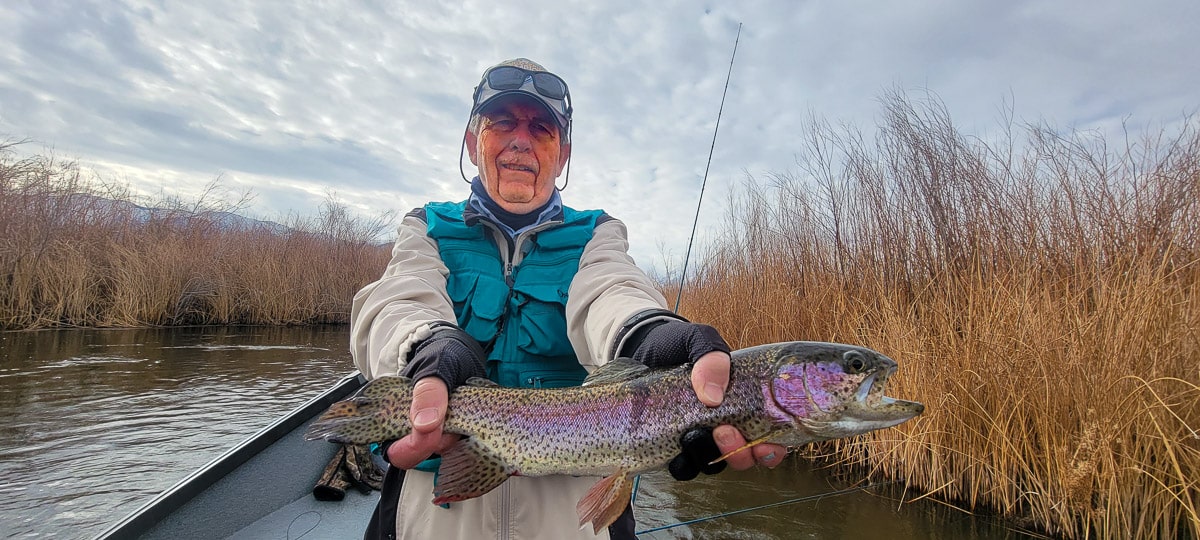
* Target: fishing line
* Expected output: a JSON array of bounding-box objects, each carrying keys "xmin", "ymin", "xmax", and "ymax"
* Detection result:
[
  {"xmin": 632, "ymin": 20, "xmax": 742, "ymax": 510},
  {"xmin": 634, "ymin": 482, "xmax": 891, "ymax": 536},
  {"xmin": 286, "ymin": 510, "xmax": 321, "ymax": 539},
  {"xmin": 673, "ymin": 21, "xmax": 742, "ymax": 312}
]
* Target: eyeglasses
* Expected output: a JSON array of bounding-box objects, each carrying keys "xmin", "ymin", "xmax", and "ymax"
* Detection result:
[{"xmin": 472, "ymin": 65, "xmax": 572, "ymax": 127}]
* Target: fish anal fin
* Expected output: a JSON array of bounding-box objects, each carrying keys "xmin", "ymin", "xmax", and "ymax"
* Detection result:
[
  {"xmin": 431, "ymin": 437, "xmax": 512, "ymax": 504},
  {"xmin": 709, "ymin": 431, "xmax": 784, "ymax": 465},
  {"xmin": 575, "ymin": 471, "xmax": 634, "ymax": 534}
]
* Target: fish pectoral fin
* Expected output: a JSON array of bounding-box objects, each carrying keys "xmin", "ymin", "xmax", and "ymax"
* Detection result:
[
  {"xmin": 708, "ymin": 431, "xmax": 785, "ymax": 466},
  {"xmin": 431, "ymin": 437, "xmax": 512, "ymax": 504},
  {"xmin": 576, "ymin": 471, "xmax": 634, "ymax": 534}
]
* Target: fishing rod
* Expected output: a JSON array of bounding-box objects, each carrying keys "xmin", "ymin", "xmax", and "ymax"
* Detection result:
[
  {"xmin": 631, "ymin": 24, "xmax": 893, "ymax": 537},
  {"xmin": 673, "ymin": 22, "xmax": 742, "ymax": 313},
  {"xmin": 630, "ymin": 22, "xmax": 743, "ymax": 514}
]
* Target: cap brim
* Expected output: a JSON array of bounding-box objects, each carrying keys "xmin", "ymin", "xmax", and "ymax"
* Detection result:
[{"xmin": 474, "ymin": 90, "xmax": 570, "ymax": 130}]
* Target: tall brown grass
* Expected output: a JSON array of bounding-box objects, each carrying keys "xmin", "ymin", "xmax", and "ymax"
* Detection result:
[
  {"xmin": 0, "ymin": 140, "xmax": 394, "ymax": 329},
  {"xmin": 673, "ymin": 91, "xmax": 1199, "ymax": 538}
]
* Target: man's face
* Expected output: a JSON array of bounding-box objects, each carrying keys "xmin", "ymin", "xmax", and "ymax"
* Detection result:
[{"xmin": 466, "ymin": 97, "xmax": 570, "ymax": 214}]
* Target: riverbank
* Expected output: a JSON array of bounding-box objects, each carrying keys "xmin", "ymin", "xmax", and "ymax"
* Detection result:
[
  {"xmin": 672, "ymin": 92, "xmax": 1199, "ymax": 538},
  {"xmin": 0, "ymin": 141, "xmax": 392, "ymax": 330}
]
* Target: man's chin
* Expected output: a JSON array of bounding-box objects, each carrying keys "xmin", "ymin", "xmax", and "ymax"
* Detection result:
[
  {"xmin": 498, "ymin": 192, "xmax": 533, "ymax": 204},
  {"xmin": 496, "ymin": 190, "xmax": 553, "ymax": 214},
  {"xmin": 497, "ymin": 185, "xmax": 535, "ymax": 204}
]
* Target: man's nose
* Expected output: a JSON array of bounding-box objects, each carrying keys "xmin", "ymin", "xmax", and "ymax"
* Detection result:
[{"xmin": 508, "ymin": 124, "xmax": 534, "ymax": 152}]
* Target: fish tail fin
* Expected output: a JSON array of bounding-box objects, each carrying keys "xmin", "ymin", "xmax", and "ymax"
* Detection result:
[
  {"xmin": 431, "ymin": 437, "xmax": 512, "ymax": 503},
  {"xmin": 576, "ymin": 471, "xmax": 634, "ymax": 534},
  {"xmin": 304, "ymin": 376, "xmax": 412, "ymax": 444}
]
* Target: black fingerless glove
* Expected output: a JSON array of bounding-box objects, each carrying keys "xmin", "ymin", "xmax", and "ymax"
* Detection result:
[
  {"xmin": 627, "ymin": 320, "xmax": 731, "ymax": 368},
  {"xmin": 617, "ymin": 313, "xmax": 732, "ymax": 481},
  {"xmin": 400, "ymin": 323, "xmax": 488, "ymax": 393},
  {"xmin": 668, "ymin": 427, "xmax": 728, "ymax": 481}
]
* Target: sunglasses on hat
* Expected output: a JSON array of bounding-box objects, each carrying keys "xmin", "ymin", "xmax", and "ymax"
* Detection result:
[{"xmin": 471, "ymin": 65, "xmax": 572, "ymax": 128}]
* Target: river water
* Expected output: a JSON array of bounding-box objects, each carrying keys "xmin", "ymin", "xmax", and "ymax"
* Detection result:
[{"xmin": 0, "ymin": 327, "xmax": 1035, "ymax": 539}]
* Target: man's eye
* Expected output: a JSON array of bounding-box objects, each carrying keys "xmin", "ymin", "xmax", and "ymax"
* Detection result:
[{"xmin": 489, "ymin": 120, "xmax": 516, "ymax": 130}]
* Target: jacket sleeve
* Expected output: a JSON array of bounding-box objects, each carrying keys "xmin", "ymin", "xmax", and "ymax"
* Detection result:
[
  {"xmin": 565, "ymin": 216, "xmax": 674, "ymax": 369},
  {"xmin": 350, "ymin": 211, "xmax": 458, "ymax": 380}
]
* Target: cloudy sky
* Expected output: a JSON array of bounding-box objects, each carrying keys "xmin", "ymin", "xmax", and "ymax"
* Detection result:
[{"xmin": 2, "ymin": 0, "xmax": 1197, "ymax": 272}]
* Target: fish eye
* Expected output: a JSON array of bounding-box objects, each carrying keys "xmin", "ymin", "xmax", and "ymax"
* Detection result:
[{"xmin": 844, "ymin": 351, "xmax": 866, "ymax": 373}]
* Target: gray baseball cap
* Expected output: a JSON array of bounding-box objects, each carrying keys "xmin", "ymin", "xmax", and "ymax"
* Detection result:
[{"xmin": 470, "ymin": 58, "xmax": 572, "ymax": 131}]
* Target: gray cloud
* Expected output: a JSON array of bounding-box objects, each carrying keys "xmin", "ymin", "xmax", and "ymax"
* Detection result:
[{"xmin": 1, "ymin": 0, "xmax": 1197, "ymax": 270}]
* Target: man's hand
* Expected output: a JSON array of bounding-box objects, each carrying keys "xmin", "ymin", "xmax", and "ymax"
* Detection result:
[
  {"xmin": 384, "ymin": 323, "xmax": 487, "ymax": 469},
  {"xmin": 689, "ymin": 352, "xmax": 787, "ymax": 471},
  {"xmin": 384, "ymin": 377, "xmax": 461, "ymax": 469},
  {"xmin": 620, "ymin": 317, "xmax": 786, "ymax": 478}
]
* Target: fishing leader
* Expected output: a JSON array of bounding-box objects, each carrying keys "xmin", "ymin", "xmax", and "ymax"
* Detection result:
[{"xmin": 350, "ymin": 58, "xmax": 786, "ymax": 540}]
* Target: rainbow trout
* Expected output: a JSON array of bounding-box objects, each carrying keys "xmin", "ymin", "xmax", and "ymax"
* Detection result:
[{"xmin": 305, "ymin": 341, "xmax": 924, "ymax": 532}]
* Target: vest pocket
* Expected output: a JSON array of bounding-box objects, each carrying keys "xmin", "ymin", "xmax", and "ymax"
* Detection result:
[
  {"xmin": 448, "ymin": 273, "xmax": 507, "ymax": 343},
  {"xmin": 520, "ymin": 367, "xmax": 586, "ymax": 388},
  {"xmin": 513, "ymin": 282, "xmax": 574, "ymax": 358}
]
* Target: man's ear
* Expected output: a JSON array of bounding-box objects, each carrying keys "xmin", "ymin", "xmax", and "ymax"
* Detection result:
[
  {"xmin": 556, "ymin": 142, "xmax": 571, "ymax": 176},
  {"xmin": 465, "ymin": 129, "xmax": 479, "ymax": 166}
]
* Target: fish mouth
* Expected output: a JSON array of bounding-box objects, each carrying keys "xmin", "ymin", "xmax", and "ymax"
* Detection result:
[{"xmin": 853, "ymin": 365, "xmax": 924, "ymax": 419}]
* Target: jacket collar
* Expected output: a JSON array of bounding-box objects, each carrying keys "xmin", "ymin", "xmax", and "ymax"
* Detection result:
[{"xmin": 464, "ymin": 176, "xmax": 564, "ymax": 237}]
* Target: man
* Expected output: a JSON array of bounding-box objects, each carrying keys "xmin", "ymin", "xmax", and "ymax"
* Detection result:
[{"xmin": 350, "ymin": 58, "xmax": 785, "ymax": 540}]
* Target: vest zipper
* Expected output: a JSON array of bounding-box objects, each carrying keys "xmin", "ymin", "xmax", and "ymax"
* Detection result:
[
  {"xmin": 480, "ymin": 222, "xmax": 516, "ymax": 356},
  {"xmin": 482, "ymin": 218, "xmax": 565, "ymax": 383},
  {"xmin": 499, "ymin": 480, "xmax": 512, "ymax": 540}
]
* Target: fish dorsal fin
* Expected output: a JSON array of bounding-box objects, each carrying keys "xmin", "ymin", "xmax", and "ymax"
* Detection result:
[
  {"xmin": 464, "ymin": 377, "xmax": 500, "ymax": 388},
  {"xmin": 582, "ymin": 358, "xmax": 650, "ymax": 386}
]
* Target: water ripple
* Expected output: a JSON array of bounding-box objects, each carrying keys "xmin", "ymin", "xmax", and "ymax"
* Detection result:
[{"xmin": 0, "ymin": 326, "xmax": 351, "ymax": 539}]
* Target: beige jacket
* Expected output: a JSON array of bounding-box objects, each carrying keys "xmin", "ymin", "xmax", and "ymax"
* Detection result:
[{"xmin": 349, "ymin": 208, "xmax": 673, "ymax": 539}]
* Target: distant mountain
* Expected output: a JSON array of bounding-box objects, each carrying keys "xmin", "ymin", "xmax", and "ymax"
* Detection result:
[{"xmin": 49, "ymin": 192, "xmax": 292, "ymax": 234}]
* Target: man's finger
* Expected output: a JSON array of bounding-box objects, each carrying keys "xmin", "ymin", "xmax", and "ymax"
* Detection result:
[
  {"xmin": 410, "ymin": 377, "xmax": 448, "ymax": 433},
  {"xmin": 386, "ymin": 432, "xmax": 460, "ymax": 469},
  {"xmin": 690, "ymin": 351, "xmax": 731, "ymax": 407},
  {"xmin": 712, "ymin": 424, "xmax": 756, "ymax": 470},
  {"xmin": 384, "ymin": 377, "xmax": 450, "ymax": 469},
  {"xmin": 753, "ymin": 443, "xmax": 788, "ymax": 469},
  {"xmin": 709, "ymin": 426, "xmax": 789, "ymax": 471}
]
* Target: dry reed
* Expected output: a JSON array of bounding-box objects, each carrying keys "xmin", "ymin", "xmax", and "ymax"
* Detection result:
[
  {"xmin": 0, "ymin": 140, "xmax": 394, "ymax": 330},
  {"xmin": 672, "ymin": 91, "xmax": 1199, "ymax": 538}
]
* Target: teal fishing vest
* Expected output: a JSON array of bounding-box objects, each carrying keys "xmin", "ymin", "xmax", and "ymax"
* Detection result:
[{"xmin": 424, "ymin": 201, "xmax": 602, "ymax": 389}]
